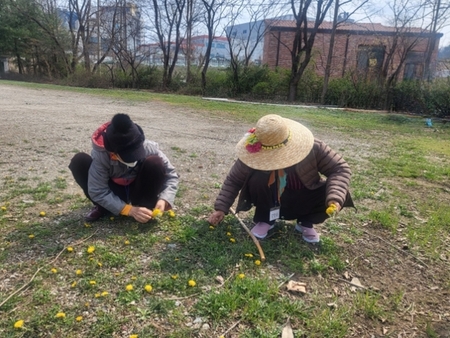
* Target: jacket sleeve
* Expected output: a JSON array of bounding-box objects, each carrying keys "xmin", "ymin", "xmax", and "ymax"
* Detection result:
[
  {"xmin": 214, "ymin": 159, "xmax": 252, "ymax": 213},
  {"xmin": 314, "ymin": 140, "xmax": 352, "ymax": 206},
  {"xmin": 88, "ymin": 150, "xmax": 127, "ymax": 215}
]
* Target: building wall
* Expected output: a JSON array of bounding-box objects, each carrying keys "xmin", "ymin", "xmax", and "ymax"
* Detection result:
[{"xmin": 263, "ymin": 29, "xmax": 440, "ymax": 80}]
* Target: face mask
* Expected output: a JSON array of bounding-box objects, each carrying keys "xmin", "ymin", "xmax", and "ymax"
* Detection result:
[{"xmin": 115, "ymin": 154, "xmax": 138, "ymax": 167}]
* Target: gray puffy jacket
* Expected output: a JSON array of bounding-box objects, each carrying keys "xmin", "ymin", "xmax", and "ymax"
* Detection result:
[{"xmin": 88, "ymin": 122, "xmax": 179, "ymax": 215}]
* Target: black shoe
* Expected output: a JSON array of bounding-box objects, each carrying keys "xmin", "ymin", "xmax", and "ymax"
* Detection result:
[{"xmin": 85, "ymin": 205, "xmax": 106, "ymax": 222}]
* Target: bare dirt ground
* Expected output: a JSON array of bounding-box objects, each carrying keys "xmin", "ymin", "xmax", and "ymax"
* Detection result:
[{"xmin": 1, "ymin": 83, "xmax": 449, "ymax": 337}]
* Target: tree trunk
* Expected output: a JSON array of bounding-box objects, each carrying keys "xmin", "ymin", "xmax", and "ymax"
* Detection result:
[{"xmin": 321, "ymin": 0, "xmax": 339, "ymax": 104}]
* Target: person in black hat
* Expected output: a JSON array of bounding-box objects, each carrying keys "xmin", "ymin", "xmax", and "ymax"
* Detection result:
[{"xmin": 69, "ymin": 113, "xmax": 179, "ymax": 223}]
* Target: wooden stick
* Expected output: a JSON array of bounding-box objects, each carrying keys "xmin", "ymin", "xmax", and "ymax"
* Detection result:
[{"xmin": 230, "ymin": 207, "xmax": 266, "ymax": 261}]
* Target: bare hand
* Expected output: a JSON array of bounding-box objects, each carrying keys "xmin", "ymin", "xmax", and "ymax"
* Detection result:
[
  {"xmin": 328, "ymin": 201, "xmax": 341, "ymax": 212},
  {"xmin": 208, "ymin": 210, "xmax": 225, "ymax": 225},
  {"xmin": 129, "ymin": 206, "xmax": 153, "ymax": 223},
  {"xmin": 154, "ymin": 199, "xmax": 168, "ymax": 211}
]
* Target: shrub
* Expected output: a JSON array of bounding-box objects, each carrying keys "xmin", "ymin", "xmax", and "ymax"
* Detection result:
[
  {"xmin": 424, "ymin": 79, "xmax": 450, "ymax": 117},
  {"xmin": 391, "ymin": 81, "xmax": 427, "ymax": 114},
  {"xmin": 137, "ymin": 65, "xmax": 162, "ymax": 90}
]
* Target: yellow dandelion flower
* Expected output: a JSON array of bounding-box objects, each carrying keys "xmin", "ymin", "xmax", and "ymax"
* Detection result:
[
  {"xmin": 55, "ymin": 312, "xmax": 66, "ymax": 318},
  {"xmin": 244, "ymin": 253, "xmax": 253, "ymax": 258},
  {"xmin": 171, "ymin": 274, "xmax": 178, "ymax": 279},
  {"xmin": 152, "ymin": 208, "xmax": 162, "ymax": 217},
  {"xmin": 326, "ymin": 203, "xmax": 338, "ymax": 217},
  {"xmin": 209, "ymin": 225, "xmax": 215, "ymax": 229},
  {"xmin": 229, "ymin": 238, "xmax": 236, "ymax": 243},
  {"xmin": 51, "ymin": 268, "xmax": 57, "ymax": 273},
  {"xmin": 101, "ymin": 291, "xmax": 109, "ymax": 297},
  {"xmin": 1, "ymin": 206, "xmax": 6, "ymax": 211},
  {"xmin": 226, "ymin": 232, "xmax": 231, "ymax": 236},
  {"xmin": 254, "ymin": 260, "xmax": 261, "ymax": 266},
  {"xmin": 89, "ymin": 280, "xmax": 96, "ymax": 285},
  {"xmin": 28, "ymin": 234, "xmax": 35, "ymax": 239},
  {"xmin": 145, "ymin": 284, "xmax": 153, "ymax": 293},
  {"xmin": 76, "ymin": 316, "xmax": 83, "ymax": 322},
  {"xmin": 67, "ymin": 247, "xmax": 74, "ymax": 252},
  {"xmin": 165, "ymin": 236, "xmax": 170, "ymax": 241},
  {"xmin": 71, "ymin": 281, "xmax": 77, "ymax": 288},
  {"xmin": 84, "ymin": 223, "xmax": 91, "ymax": 228},
  {"xmin": 14, "ymin": 319, "xmax": 24, "ymax": 329},
  {"xmin": 87, "ymin": 246, "xmax": 95, "ymax": 254},
  {"xmin": 238, "ymin": 273, "xmax": 245, "ymax": 279},
  {"xmin": 39, "ymin": 211, "xmax": 46, "ymax": 217},
  {"xmin": 110, "ymin": 216, "xmax": 114, "ymax": 221},
  {"xmin": 168, "ymin": 210, "xmax": 175, "ymax": 218},
  {"xmin": 76, "ymin": 269, "xmax": 82, "ymax": 275},
  {"xmin": 130, "ymin": 335, "xmax": 138, "ymax": 338},
  {"xmin": 188, "ymin": 280, "xmax": 196, "ymax": 287},
  {"xmin": 124, "ymin": 240, "xmax": 130, "ymax": 245},
  {"xmin": 131, "ymin": 276, "xmax": 137, "ymax": 280},
  {"xmin": 97, "ymin": 262, "xmax": 103, "ymax": 267},
  {"xmin": 95, "ymin": 293, "xmax": 101, "ymax": 298},
  {"xmin": 126, "ymin": 284, "xmax": 133, "ymax": 291}
]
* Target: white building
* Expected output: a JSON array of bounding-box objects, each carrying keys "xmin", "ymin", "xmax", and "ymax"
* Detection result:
[{"xmin": 139, "ymin": 35, "xmax": 230, "ymax": 67}]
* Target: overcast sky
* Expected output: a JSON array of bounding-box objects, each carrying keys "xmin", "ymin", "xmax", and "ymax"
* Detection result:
[{"xmin": 346, "ymin": 1, "xmax": 450, "ymax": 47}]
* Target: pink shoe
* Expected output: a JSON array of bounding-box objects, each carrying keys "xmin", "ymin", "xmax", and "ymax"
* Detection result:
[
  {"xmin": 295, "ymin": 224, "xmax": 320, "ymax": 243},
  {"xmin": 251, "ymin": 222, "xmax": 275, "ymax": 239}
]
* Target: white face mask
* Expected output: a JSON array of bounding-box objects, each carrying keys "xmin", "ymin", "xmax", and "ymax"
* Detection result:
[{"xmin": 115, "ymin": 154, "xmax": 138, "ymax": 167}]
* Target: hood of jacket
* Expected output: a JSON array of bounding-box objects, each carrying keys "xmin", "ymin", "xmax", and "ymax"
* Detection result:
[{"xmin": 91, "ymin": 122, "xmax": 111, "ymax": 152}]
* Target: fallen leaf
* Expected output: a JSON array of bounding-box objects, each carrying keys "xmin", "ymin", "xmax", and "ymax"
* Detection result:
[
  {"xmin": 286, "ymin": 280, "xmax": 307, "ymax": 294},
  {"xmin": 350, "ymin": 277, "xmax": 364, "ymax": 288},
  {"xmin": 281, "ymin": 319, "xmax": 294, "ymax": 338},
  {"xmin": 215, "ymin": 276, "xmax": 224, "ymax": 285}
]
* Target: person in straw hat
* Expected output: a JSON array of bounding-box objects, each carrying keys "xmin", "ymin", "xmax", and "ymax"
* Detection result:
[
  {"xmin": 208, "ymin": 114, "xmax": 354, "ymax": 243},
  {"xmin": 69, "ymin": 113, "xmax": 179, "ymax": 223}
]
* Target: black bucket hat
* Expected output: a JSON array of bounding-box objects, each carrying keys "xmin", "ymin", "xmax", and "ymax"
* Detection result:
[{"xmin": 103, "ymin": 113, "xmax": 146, "ymax": 163}]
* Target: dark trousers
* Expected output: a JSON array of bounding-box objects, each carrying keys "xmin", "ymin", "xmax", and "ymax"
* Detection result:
[
  {"xmin": 69, "ymin": 152, "xmax": 165, "ymax": 211},
  {"xmin": 247, "ymin": 171, "xmax": 354, "ymax": 228}
]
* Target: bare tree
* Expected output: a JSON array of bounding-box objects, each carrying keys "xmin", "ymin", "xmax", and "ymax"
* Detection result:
[
  {"xmin": 110, "ymin": 1, "xmax": 145, "ymax": 88},
  {"xmin": 378, "ymin": 0, "xmax": 432, "ymax": 109},
  {"xmin": 184, "ymin": 0, "xmax": 204, "ymax": 83},
  {"xmin": 199, "ymin": 0, "xmax": 231, "ymax": 93},
  {"xmin": 423, "ymin": 0, "xmax": 450, "ymax": 80},
  {"xmin": 288, "ymin": 0, "xmax": 334, "ymax": 102},
  {"xmin": 222, "ymin": 1, "xmax": 283, "ymax": 96},
  {"xmin": 91, "ymin": 0, "xmax": 123, "ymax": 74},
  {"xmin": 10, "ymin": 0, "xmax": 73, "ymax": 76},
  {"xmin": 320, "ymin": 0, "xmax": 369, "ymax": 103},
  {"xmin": 148, "ymin": 0, "xmax": 186, "ymax": 89},
  {"xmin": 226, "ymin": 1, "xmax": 282, "ymax": 67},
  {"xmin": 66, "ymin": 0, "xmax": 92, "ymax": 71}
]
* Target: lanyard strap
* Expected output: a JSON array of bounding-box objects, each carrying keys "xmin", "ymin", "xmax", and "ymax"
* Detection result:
[{"xmin": 268, "ymin": 169, "xmax": 287, "ymax": 205}]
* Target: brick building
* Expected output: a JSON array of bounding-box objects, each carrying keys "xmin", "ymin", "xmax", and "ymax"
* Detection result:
[{"xmin": 262, "ymin": 20, "xmax": 443, "ymax": 80}]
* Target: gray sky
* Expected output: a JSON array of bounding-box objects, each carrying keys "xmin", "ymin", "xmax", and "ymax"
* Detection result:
[{"xmin": 348, "ymin": 1, "xmax": 450, "ymax": 47}]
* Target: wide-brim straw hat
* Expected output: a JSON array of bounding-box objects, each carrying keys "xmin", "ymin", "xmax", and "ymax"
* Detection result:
[{"xmin": 236, "ymin": 114, "xmax": 314, "ymax": 171}]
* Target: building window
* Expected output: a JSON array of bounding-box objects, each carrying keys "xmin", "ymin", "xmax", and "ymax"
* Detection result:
[
  {"xmin": 357, "ymin": 45, "xmax": 385, "ymax": 74},
  {"xmin": 243, "ymin": 30, "xmax": 247, "ymax": 34},
  {"xmin": 403, "ymin": 51, "xmax": 424, "ymax": 80}
]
